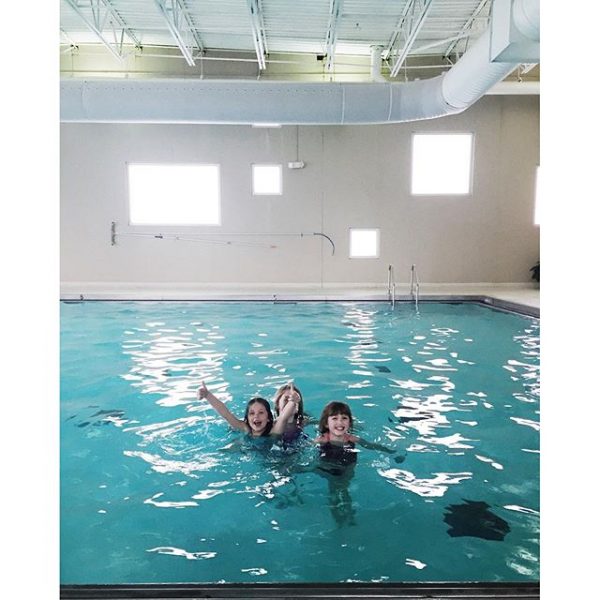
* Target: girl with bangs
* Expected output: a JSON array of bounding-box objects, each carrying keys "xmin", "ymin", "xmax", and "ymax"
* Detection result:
[{"xmin": 314, "ymin": 401, "xmax": 401, "ymax": 527}]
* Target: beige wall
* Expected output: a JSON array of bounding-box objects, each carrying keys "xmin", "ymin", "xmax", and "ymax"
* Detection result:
[{"xmin": 60, "ymin": 95, "xmax": 539, "ymax": 290}]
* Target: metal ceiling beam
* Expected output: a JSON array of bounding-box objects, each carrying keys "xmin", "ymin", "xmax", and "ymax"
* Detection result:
[
  {"xmin": 387, "ymin": 0, "xmax": 435, "ymax": 78},
  {"xmin": 412, "ymin": 33, "xmax": 470, "ymax": 55},
  {"xmin": 383, "ymin": 0, "xmax": 418, "ymax": 61},
  {"xmin": 98, "ymin": 0, "xmax": 141, "ymax": 48},
  {"xmin": 246, "ymin": 0, "xmax": 268, "ymax": 70},
  {"xmin": 325, "ymin": 0, "xmax": 344, "ymax": 73},
  {"xmin": 444, "ymin": 0, "xmax": 490, "ymax": 60},
  {"xmin": 152, "ymin": 0, "xmax": 204, "ymax": 67},
  {"xmin": 64, "ymin": 0, "xmax": 141, "ymax": 60}
]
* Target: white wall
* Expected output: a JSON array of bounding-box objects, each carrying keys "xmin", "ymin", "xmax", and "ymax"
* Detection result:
[{"xmin": 60, "ymin": 95, "xmax": 539, "ymax": 291}]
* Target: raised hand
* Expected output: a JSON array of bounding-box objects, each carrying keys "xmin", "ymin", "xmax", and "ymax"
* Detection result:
[{"xmin": 198, "ymin": 381, "xmax": 209, "ymax": 400}]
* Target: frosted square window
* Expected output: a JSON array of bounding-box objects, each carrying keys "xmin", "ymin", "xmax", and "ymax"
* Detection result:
[
  {"xmin": 350, "ymin": 229, "xmax": 379, "ymax": 258},
  {"xmin": 411, "ymin": 133, "xmax": 473, "ymax": 195},
  {"xmin": 128, "ymin": 164, "xmax": 220, "ymax": 225},
  {"xmin": 252, "ymin": 164, "xmax": 282, "ymax": 195}
]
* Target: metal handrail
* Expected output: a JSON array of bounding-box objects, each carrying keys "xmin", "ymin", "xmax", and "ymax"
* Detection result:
[
  {"xmin": 410, "ymin": 264, "xmax": 420, "ymax": 310},
  {"xmin": 387, "ymin": 264, "xmax": 396, "ymax": 308}
]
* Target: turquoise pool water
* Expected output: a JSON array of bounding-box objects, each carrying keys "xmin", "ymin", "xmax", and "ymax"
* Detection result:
[{"xmin": 60, "ymin": 301, "xmax": 539, "ymax": 585}]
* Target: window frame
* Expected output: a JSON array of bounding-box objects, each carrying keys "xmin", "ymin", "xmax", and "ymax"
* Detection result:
[{"xmin": 410, "ymin": 132, "xmax": 475, "ymax": 196}]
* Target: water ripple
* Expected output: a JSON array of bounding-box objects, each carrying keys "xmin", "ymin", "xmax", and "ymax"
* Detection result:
[
  {"xmin": 124, "ymin": 417, "xmax": 204, "ymax": 443},
  {"xmin": 144, "ymin": 493, "xmax": 197, "ymax": 508},
  {"xmin": 426, "ymin": 433, "xmax": 474, "ymax": 450},
  {"xmin": 475, "ymin": 454, "xmax": 504, "ymax": 470},
  {"xmin": 124, "ymin": 450, "xmax": 220, "ymax": 476},
  {"xmin": 510, "ymin": 417, "xmax": 540, "ymax": 431},
  {"xmin": 405, "ymin": 558, "xmax": 427, "ymax": 570},
  {"xmin": 147, "ymin": 546, "xmax": 217, "ymax": 560},
  {"xmin": 241, "ymin": 567, "xmax": 268, "ymax": 576},
  {"xmin": 378, "ymin": 469, "xmax": 472, "ymax": 497},
  {"xmin": 503, "ymin": 505, "xmax": 539, "ymax": 515}
]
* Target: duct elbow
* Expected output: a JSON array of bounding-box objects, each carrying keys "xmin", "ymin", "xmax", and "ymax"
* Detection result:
[{"xmin": 513, "ymin": 0, "xmax": 540, "ymax": 42}]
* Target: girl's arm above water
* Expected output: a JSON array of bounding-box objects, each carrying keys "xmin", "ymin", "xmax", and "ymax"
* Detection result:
[
  {"xmin": 270, "ymin": 390, "xmax": 300, "ymax": 436},
  {"xmin": 197, "ymin": 381, "xmax": 248, "ymax": 433},
  {"xmin": 355, "ymin": 437, "xmax": 406, "ymax": 462}
]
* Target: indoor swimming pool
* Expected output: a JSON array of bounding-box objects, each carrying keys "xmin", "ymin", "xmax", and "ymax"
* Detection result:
[{"xmin": 60, "ymin": 300, "xmax": 539, "ymax": 586}]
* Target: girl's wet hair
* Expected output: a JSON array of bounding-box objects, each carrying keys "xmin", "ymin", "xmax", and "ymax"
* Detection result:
[
  {"xmin": 319, "ymin": 401, "xmax": 353, "ymax": 434},
  {"xmin": 243, "ymin": 397, "xmax": 274, "ymax": 436},
  {"xmin": 274, "ymin": 383, "xmax": 304, "ymax": 424}
]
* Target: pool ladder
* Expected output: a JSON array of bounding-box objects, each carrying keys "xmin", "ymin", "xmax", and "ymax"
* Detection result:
[
  {"xmin": 410, "ymin": 264, "xmax": 420, "ymax": 310},
  {"xmin": 387, "ymin": 265, "xmax": 396, "ymax": 308}
]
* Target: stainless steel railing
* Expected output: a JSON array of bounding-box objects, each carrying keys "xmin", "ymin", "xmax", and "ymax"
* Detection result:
[
  {"xmin": 410, "ymin": 264, "xmax": 420, "ymax": 310},
  {"xmin": 387, "ymin": 264, "xmax": 396, "ymax": 308}
]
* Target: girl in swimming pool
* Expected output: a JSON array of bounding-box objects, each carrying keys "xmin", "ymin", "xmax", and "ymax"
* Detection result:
[
  {"xmin": 314, "ymin": 401, "xmax": 397, "ymax": 459},
  {"xmin": 273, "ymin": 381, "xmax": 307, "ymax": 444},
  {"xmin": 313, "ymin": 401, "xmax": 400, "ymax": 526},
  {"xmin": 198, "ymin": 381, "xmax": 298, "ymax": 438}
]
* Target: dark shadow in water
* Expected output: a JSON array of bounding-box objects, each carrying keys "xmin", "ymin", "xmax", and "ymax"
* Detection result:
[
  {"xmin": 398, "ymin": 414, "xmax": 432, "ymax": 423},
  {"xmin": 71, "ymin": 408, "xmax": 126, "ymax": 428},
  {"xmin": 443, "ymin": 500, "xmax": 510, "ymax": 541}
]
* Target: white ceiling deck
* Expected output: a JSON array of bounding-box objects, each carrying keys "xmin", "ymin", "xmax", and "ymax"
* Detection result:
[{"xmin": 60, "ymin": 0, "xmax": 538, "ymax": 83}]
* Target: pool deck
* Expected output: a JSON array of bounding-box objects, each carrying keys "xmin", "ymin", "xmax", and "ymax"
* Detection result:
[{"xmin": 60, "ymin": 284, "xmax": 539, "ymax": 313}]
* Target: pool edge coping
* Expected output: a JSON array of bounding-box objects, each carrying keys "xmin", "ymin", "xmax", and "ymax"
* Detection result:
[
  {"xmin": 60, "ymin": 581, "xmax": 541, "ymax": 599},
  {"xmin": 59, "ymin": 295, "xmax": 539, "ymax": 318}
]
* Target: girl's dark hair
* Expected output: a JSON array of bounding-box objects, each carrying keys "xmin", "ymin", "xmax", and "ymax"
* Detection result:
[
  {"xmin": 318, "ymin": 401, "xmax": 353, "ymax": 434},
  {"xmin": 274, "ymin": 383, "xmax": 304, "ymax": 424},
  {"xmin": 243, "ymin": 397, "xmax": 274, "ymax": 436}
]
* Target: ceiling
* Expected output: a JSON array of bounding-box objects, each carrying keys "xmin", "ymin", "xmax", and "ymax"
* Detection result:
[{"xmin": 60, "ymin": 0, "xmax": 539, "ymax": 84}]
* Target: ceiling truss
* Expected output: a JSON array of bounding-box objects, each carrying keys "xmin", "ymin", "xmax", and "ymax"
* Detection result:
[
  {"xmin": 444, "ymin": 0, "xmax": 490, "ymax": 60},
  {"xmin": 64, "ymin": 0, "xmax": 142, "ymax": 60},
  {"xmin": 325, "ymin": 0, "xmax": 343, "ymax": 74},
  {"xmin": 59, "ymin": 1, "xmax": 538, "ymax": 84},
  {"xmin": 386, "ymin": 0, "xmax": 435, "ymax": 78},
  {"xmin": 152, "ymin": 0, "xmax": 204, "ymax": 66},
  {"xmin": 246, "ymin": 0, "xmax": 268, "ymax": 70}
]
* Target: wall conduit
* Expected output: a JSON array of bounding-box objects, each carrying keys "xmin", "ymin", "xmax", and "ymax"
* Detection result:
[{"xmin": 110, "ymin": 222, "xmax": 336, "ymax": 254}]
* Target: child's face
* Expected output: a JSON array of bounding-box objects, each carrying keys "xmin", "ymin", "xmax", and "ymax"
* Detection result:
[
  {"xmin": 247, "ymin": 403, "xmax": 270, "ymax": 435},
  {"xmin": 327, "ymin": 412, "xmax": 351, "ymax": 437},
  {"xmin": 277, "ymin": 390, "xmax": 300, "ymax": 415}
]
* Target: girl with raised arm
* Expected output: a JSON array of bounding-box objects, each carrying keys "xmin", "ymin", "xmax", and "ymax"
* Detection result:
[
  {"xmin": 272, "ymin": 381, "xmax": 307, "ymax": 444},
  {"xmin": 198, "ymin": 381, "xmax": 297, "ymax": 438}
]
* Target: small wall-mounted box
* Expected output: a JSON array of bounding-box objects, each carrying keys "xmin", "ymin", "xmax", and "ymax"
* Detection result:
[{"xmin": 287, "ymin": 161, "xmax": 305, "ymax": 169}]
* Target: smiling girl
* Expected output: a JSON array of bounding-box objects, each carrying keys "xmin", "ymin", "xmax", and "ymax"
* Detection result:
[
  {"xmin": 315, "ymin": 401, "xmax": 399, "ymax": 466},
  {"xmin": 198, "ymin": 381, "xmax": 297, "ymax": 438},
  {"xmin": 313, "ymin": 401, "xmax": 400, "ymax": 527}
]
